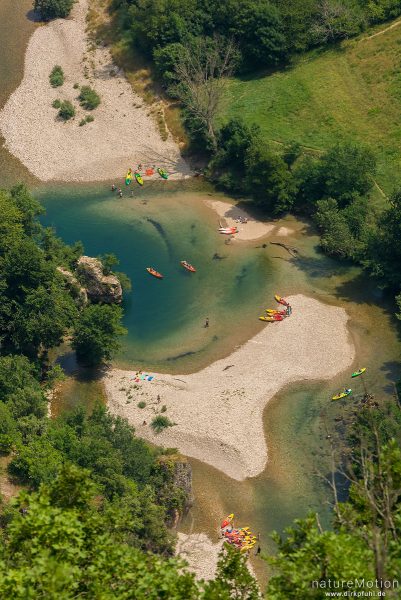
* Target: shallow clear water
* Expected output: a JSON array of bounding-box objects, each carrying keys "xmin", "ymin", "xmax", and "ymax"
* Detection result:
[{"xmin": 38, "ymin": 181, "xmax": 278, "ymax": 372}]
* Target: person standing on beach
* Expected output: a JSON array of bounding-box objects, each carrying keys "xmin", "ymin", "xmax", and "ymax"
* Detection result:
[{"xmin": 205, "ymin": 317, "xmax": 209, "ymax": 328}]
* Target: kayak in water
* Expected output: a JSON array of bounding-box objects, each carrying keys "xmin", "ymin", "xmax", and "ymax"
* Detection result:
[
  {"xmin": 351, "ymin": 367, "xmax": 366, "ymax": 378},
  {"xmin": 146, "ymin": 267, "xmax": 163, "ymax": 279},
  {"xmin": 135, "ymin": 172, "xmax": 144, "ymax": 186},
  {"xmin": 180, "ymin": 260, "xmax": 196, "ymax": 273},
  {"xmin": 157, "ymin": 167, "xmax": 168, "ymax": 179},
  {"xmin": 125, "ymin": 169, "xmax": 133, "ymax": 185},
  {"xmin": 274, "ymin": 294, "xmax": 289, "ymax": 306},
  {"xmin": 332, "ymin": 388, "xmax": 352, "ymax": 401}
]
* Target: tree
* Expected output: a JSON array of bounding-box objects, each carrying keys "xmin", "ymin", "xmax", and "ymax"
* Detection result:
[
  {"xmin": 0, "ymin": 355, "xmax": 47, "ymax": 419},
  {"xmin": 33, "ymin": 0, "xmax": 75, "ymax": 20},
  {"xmin": 0, "ymin": 466, "xmax": 199, "ymax": 599},
  {"xmin": 365, "ymin": 188, "xmax": 401, "ymax": 289},
  {"xmin": 296, "ymin": 142, "xmax": 376, "ymax": 209},
  {"xmin": 204, "ymin": 543, "xmax": 261, "ymax": 599},
  {"xmin": 218, "ymin": 0, "xmax": 287, "ymax": 69},
  {"xmin": 245, "ymin": 144, "xmax": 296, "ymax": 214},
  {"xmin": 311, "ymin": 0, "xmax": 365, "ymax": 44},
  {"xmin": 174, "ymin": 36, "xmax": 238, "ymax": 150},
  {"xmin": 72, "ymin": 304, "xmax": 127, "ymax": 366}
]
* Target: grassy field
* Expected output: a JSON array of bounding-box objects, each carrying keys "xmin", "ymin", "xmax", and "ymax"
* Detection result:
[{"xmin": 222, "ymin": 22, "xmax": 401, "ymax": 196}]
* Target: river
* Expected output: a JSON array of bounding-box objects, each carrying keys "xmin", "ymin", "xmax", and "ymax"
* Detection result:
[{"xmin": 1, "ymin": 1, "xmax": 401, "ymax": 585}]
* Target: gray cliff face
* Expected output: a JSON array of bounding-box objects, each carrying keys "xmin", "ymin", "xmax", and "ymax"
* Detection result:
[
  {"xmin": 76, "ymin": 256, "xmax": 123, "ymax": 304},
  {"xmin": 56, "ymin": 266, "xmax": 88, "ymax": 307}
]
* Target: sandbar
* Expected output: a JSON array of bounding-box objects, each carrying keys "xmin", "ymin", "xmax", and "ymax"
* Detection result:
[
  {"xmin": 0, "ymin": 0, "xmax": 188, "ymax": 182},
  {"xmin": 204, "ymin": 199, "xmax": 296, "ymax": 241},
  {"xmin": 105, "ymin": 294, "xmax": 355, "ymax": 480}
]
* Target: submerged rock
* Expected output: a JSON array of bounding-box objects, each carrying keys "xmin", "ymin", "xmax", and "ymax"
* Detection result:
[{"xmin": 77, "ymin": 256, "xmax": 123, "ymax": 304}]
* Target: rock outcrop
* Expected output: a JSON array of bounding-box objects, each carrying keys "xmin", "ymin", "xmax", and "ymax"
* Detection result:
[
  {"xmin": 76, "ymin": 256, "xmax": 123, "ymax": 304},
  {"xmin": 57, "ymin": 266, "xmax": 88, "ymax": 307},
  {"xmin": 172, "ymin": 458, "xmax": 194, "ymax": 509}
]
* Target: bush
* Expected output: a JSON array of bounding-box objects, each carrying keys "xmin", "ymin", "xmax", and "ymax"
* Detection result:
[
  {"xmin": 52, "ymin": 99, "xmax": 61, "ymax": 109},
  {"xmin": 49, "ymin": 65, "xmax": 64, "ymax": 87},
  {"xmin": 85, "ymin": 115, "xmax": 94, "ymax": 123},
  {"xmin": 73, "ymin": 82, "xmax": 80, "ymax": 89},
  {"xmin": 79, "ymin": 119, "xmax": 86, "ymax": 127},
  {"xmin": 78, "ymin": 86, "xmax": 101, "ymax": 110},
  {"xmin": 151, "ymin": 415, "xmax": 174, "ymax": 434},
  {"xmin": 57, "ymin": 100, "xmax": 75, "ymax": 121},
  {"xmin": 138, "ymin": 401, "xmax": 146, "ymax": 409},
  {"xmin": 33, "ymin": 0, "xmax": 75, "ymax": 20}
]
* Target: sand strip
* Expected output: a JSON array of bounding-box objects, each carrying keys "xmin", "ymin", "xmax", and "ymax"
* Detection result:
[
  {"xmin": 204, "ymin": 199, "xmax": 295, "ymax": 241},
  {"xmin": 0, "ymin": 0, "xmax": 189, "ymax": 182},
  {"xmin": 105, "ymin": 295, "xmax": 355, "ymax": 480}
]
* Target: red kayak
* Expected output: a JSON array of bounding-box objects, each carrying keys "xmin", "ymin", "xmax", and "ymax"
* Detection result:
[
  {"xmin": 181, "ymin": 260, "xmax": 196, "ymax": 273},
  {"xmin": 272, "ymin": 314, "xmax": 284, "ymax": 321},
  {"xmin": 146, "ymin": 267, "xmax": 163, "ymax": 279},
  {"xmin": 274, "ymin": 294, "xmax": 289, "ymax": 307}
]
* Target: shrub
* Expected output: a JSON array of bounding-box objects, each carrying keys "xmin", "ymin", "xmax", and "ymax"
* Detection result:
[
  {"xmin": 33, "ymin": 0, "xmax": 75, "ymax": 21},
  {"xmin": 52, "ymin": 99, "xmax": 61, "ymax": 109},
  {"xmin": 161, "ymin": 405, "xmax": 167, "ymax": 413},
  {"xmin": 73, "ymin": 82, "xmax": 80, "ymax": 89},
  {"xmin": 58, "ymin": 100, "xmax": 75, "ymax": 121},
  {"xmin": 79, "ymin": 119, "xmax": 86, "ymax": 127},
  {"xmin": 78, "ymin": 86, "xmax": 101, "ymax": 110},
  {"xmin": 138, "ymin": 401, "xmax": 146, "ymax": 409},
  {"xmin": 151, "ymin": 415, "xmax": 174, "ymax": 434},
  {"xmin": 49, "ymin": 65, "xmax": 64, "ymax": 87},
  {"xmin": 85, "ymin": 115, "xmax": 94, "ymax": 123}
]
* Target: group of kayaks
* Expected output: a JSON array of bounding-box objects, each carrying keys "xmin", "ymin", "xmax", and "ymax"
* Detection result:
[
  {"xmin": 220, "ymin": 514, "xmax": 258, "ymax": 554},
  {"xmin": 146, "ymin": 260, "xmax": 196, "ymax": 279},
  {"xmin": 331, "ymin": 367, "xmax": 366, "ymax": 401},
  {"xmin": 125, "ymin": 167, "xmax": 168, "ymax": 186},
  {"xmin": 218, "ymin": 226, "xmax": 239, "ymax": 235},
  {"xmin": 259, "ymin": 295, "xmax": 292, "ymax": 322}
]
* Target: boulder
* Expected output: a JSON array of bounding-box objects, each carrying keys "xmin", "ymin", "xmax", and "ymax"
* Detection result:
[{"xmin": 76, "ymin": 256, "xmax": 122, "ymax": 304}]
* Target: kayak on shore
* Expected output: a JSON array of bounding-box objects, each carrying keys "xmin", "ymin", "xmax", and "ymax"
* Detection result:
[
  {"xmin": 125, "ymin": 169, "xmax": 133, "ymax": 185},
  {"xmin": 146, "ymin": 267, "xmax": 163, "ymax": 279},
  {"xmin": 135, "ymin": 171, "xmax": 144, "ymax": 186},
  {"xmin": 157, "ymin": 167, "xmax": 168, "ymax": 179},
  {"xmin": 219, "ymin": 227, "xmax": 238, "ymax": 235},
  {"xmin": 332, "ymin": 388, "xmax": 352, "ymax": 401},
  {"xmin": 259, "ymin": 314, "xmax": 284, "ymax": 322},
  {"xmin": 181, "ymin": 260, "xmax": 196, "ymax": 272},
  {"xmin": 274, "ymin": 294, "xmax": 289, "ymax": 306}
]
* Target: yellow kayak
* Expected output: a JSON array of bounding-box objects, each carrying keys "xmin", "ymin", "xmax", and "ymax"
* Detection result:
[
  {"xmin": 332, "ymin": 388, "xmax": 352, "ymax": 401},
  {"xmin": 125, "ymin": 169, "xmax": 133, "ymax": 185},
  {"xmin": 259, "ymin": 316, "xmax": 275, "ymax": 322},
  {"xmin": 135, "ymin": 172, "xmax": 144, "ymax": 186},
  {"xmin": 351, "ymin": 368, "xmax": 366, "ymax": 378}
]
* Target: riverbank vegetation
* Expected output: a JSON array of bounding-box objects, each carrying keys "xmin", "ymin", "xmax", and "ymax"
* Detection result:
[{"xmin": 34, "ymin": 0, "xmax": 75, "ymax": 20}]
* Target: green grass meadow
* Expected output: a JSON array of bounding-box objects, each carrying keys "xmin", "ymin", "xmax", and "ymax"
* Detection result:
[{"xmin": 222, "ymin": 23, "xmax": 401, "ymax": 196}]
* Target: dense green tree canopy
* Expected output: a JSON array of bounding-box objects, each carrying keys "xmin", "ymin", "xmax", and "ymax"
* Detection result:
[
  {"xmin": 33, "ymin": 0, "xmax": 75, "ymax": 20},
  {"xmin": 71, "ymin": 304, "xmax": 127, "ymax": 366}
]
